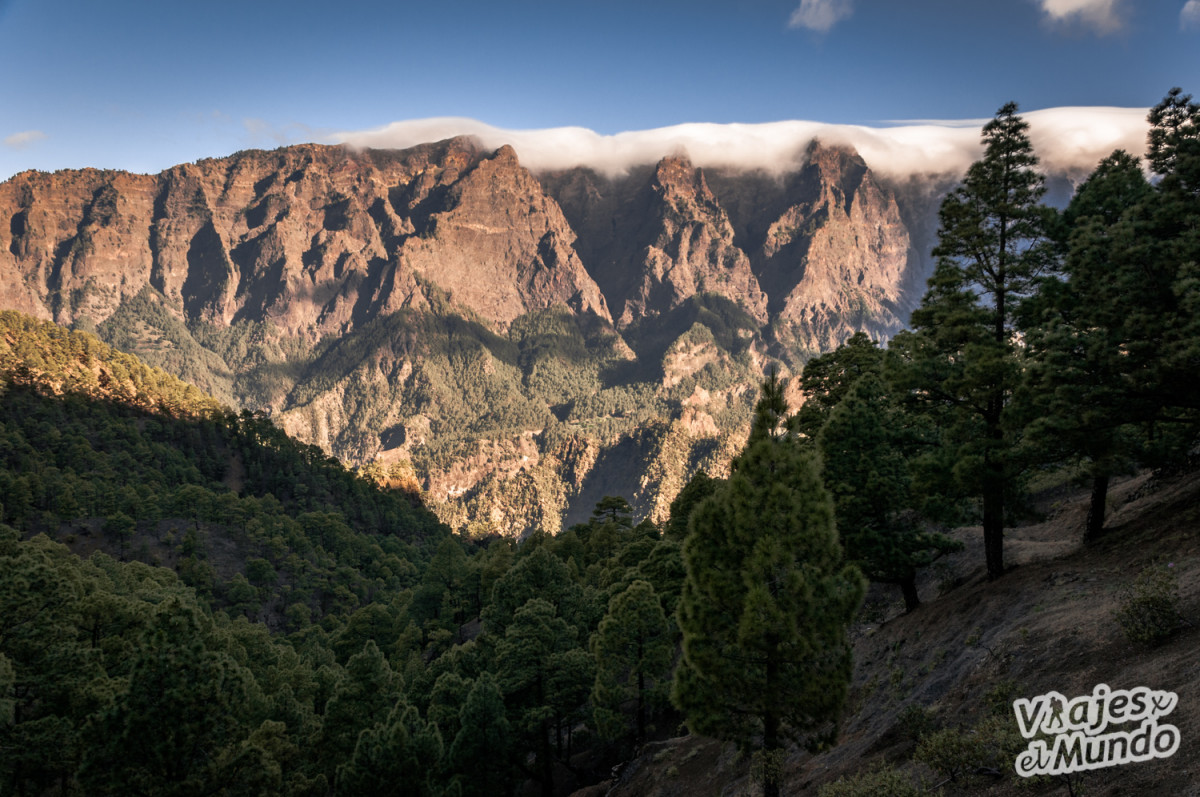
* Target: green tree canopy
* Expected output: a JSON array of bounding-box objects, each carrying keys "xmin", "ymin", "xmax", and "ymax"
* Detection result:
[
  {"xmin": 79, "ymin": 598, "xmax": 252, "ymax": 796},
  {"xmin": 496, "ymin": 598, "xmax": 594, "ymax": 797},
  {"xmin": 1020, "ymin": 149, "xmax": 1155, "ymax": 539},
  {"xmin": 899, "ymin": 102, "xmax": 1054, "ymax": 579},
  {"xmin": 672, "ymin": 371, "xmax": 864, "ymax": 797},
  {"xmin": 448, "ymin": 673, "xmax": 514, "ymax": 797},
  {"xmin": 818, "ymin": 373, "xmax": 961, "ymax": 611},
  {"xmin": 794, "ymin": 331, "xmax": 885, "ymax": 442},
  {"xmin": 591, "ymin": 579, "xmax": 673, "ymax": 746}
]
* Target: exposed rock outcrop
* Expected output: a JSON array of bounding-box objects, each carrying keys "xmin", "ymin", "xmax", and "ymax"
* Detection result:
[
  {"xmin": 706, "ymin": 141, "xmax": 917, "ymax": 354},
  {"xmin": 541, "ymin": 156, "xmax": 768, "ymax": 327},
  {"xmin": 1, "ymin": 140, "xmax": 612, "ymax": 336},
  {"xmin": 0, "ymin": 137, "xmax": 929, "ymax": 536}
]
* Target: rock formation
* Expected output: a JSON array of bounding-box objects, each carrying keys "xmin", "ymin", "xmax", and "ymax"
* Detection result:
[{"xmin": 0, "ymin": 137, "xmax": 929, "ymax": 535}]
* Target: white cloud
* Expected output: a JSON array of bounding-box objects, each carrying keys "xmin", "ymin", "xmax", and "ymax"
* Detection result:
[
  {"xmin": 1023, "ymin": 106, "xmax": 1148, "ymax": 175},
  {"xmin": 3, "ymin": 130, "xmax": 48, "ymax": 149},
  {"xmin": 332, "ymin": 107, "xmax": 1148, "ymax": 181},
  {"xmin": 787, "ymin": 0, "xmax": 853, "ymax": 33},
  {"xmin": 1182, "ymin": 0, "xmax": 1200, "ymax": 29},
  {"xmin": 1037, "ymin": 0, "xmax": 1126, "ymax": 34}
]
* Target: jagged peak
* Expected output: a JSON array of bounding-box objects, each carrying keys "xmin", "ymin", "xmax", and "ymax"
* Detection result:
[
  {"xmin": 802, "ymin": 138, "xmax": 868, "ymax": 172},
  {"xmin": 490, "ymin": 143, "xmax": 520, "ymax": 164},
  {"xmin": 652, "ymin": 154, "xmax": 720, "ymax": 204},
  {"xmin": 795, "ymin": 138, "xmax": 872, "ymax": 211},
  {"xmin": 653, "ymin": 153, "xmax": 694, "ymax": 181}
]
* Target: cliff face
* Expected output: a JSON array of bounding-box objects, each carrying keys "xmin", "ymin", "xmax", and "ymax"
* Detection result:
[
  {"xmin": 542, "ymin": 156, "xmax": 768, "ymax": 328},
  {"xmin": 2, "ymin": 169, "xmax": 159, "ymax": 325},
  {"xmin": 1, "ymin": 138, "xmax": 918, "ymax": 349},
  {"xmin": 706, "ymin": 142, "xmax": 917, "ymax": 354},
  {"xmin": 542, "ymin": 142, "xmax": 917, "ymax": 357},
  {"xmin": 1, "ymin": 140, "xmax": 609, "ymax": 336},
  {"xmin": 0, "ymin": 138, "xmax": 929, "ymax": 536}
]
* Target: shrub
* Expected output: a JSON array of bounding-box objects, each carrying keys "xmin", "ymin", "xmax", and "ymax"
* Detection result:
[
  {"xmin": 983, "ymin": 678, "xmax": 1019, "ymax": 717},
  {"xmin": 818, "ymin": 763, "xmax": 934, "ymax": 797},
  {"xmin": 1114, "ymin": 564, "xmax": 1181, "ymax": 647},
  {"xmin": 914, "ymin": 727, "xmax": 984, "ymax": 784},
  {"xmin": 897, "ymin": 703, "xmax": 938, "ymax": 741},
  {"xmin": 913, "ymin": 717, "xmax": 1021, "ymax": 786}
]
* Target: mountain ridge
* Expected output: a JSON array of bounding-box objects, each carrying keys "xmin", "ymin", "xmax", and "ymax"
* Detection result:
[{"xmin": 0, "ymin": 137, "xmax": 933, "ymax": 535}]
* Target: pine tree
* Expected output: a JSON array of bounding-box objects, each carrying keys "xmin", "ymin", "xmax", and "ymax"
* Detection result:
[
  {"xmin": 794, "ymin": 331, "xmax": 886, "ymax": 442},
  {"xmin": 1148, "ymin": 87, "xmax": 1200, "ymax": 196},
  {"xmin": 410, "ymin": 536, "xmax": 474, "ymax": 638},
  {"xmin": 448, "ymin": 673, "xmax": 514, "ymax": 797},
  {"xmin": 664, "ymin": 470, "xmax": 718, "ymax": 541},
  {"xmin": 591, "ymin": 579, "xmax": 673, "ymax": 746},
  {"xmin": 426, "ymin": 671, "xmax": 471, "ymax": 745},
  {"xmin": 496, "ymin": 598, "xmax": 594, "ymax": 797},
  {"xmin": 338, "ymin": 700, "xmax": 444, "ymax": 797},
  {"xmin": 482, "ymin": 545, "xmax": 597, "ymax": 636},
  {"xmin": 1141, "ymin": 89, "xmax": 1200, "ymax": 429},
  {"xmin": 79, "ymin": 598, "xmax": 251, "ymax": 796},
  {"xmin": 818, "ymin": 373, "xmax": 960, "ymax": 611},
  {"xmin": 319, "ymin": 640, "xmax": 403, "ymax": 780},
  {"xmin": 672, "ymin": 371, "xmax": 864, "ymax": 797},
  {"xmin": 1021, "ymin": 150, "xmax": 1154, "ymax": 539},
  {"xmin": 1021, "ymin": 90, "xmax": 1200, "ymax": 541},
  {"xmin": 903, "ymin": 102, "xmax": 1054, "ymax": 579},
  {"xmin": 0, "ymin": 652, "xmax": 13, "ymax": 726}
]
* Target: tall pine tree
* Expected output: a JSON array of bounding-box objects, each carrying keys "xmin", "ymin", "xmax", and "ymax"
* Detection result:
[
  {"xmin": 448, "ymin": 673, "xmax": 514, "ymax": 797},
  {"xmin": 1141, "ymin": 89, "xmax": 1200, "ymax": 432},
  {"xmin": 1021, "ymin": 89, "xmax": 1200, "ymax": 540},
  {"xmin": 1020, "ymin": 149, "xmax": 1154, "ymax": 539},
  {"xmin": 794, "ymin": 331, "xmax": 886, "ymax": 442},
  {"xmin": 901, "ymin": 102, "xmax": 1054, "ymax": 579},
  {"xmin": 672, "ymin": 371, "xmax": 864, "ymax": 797}
]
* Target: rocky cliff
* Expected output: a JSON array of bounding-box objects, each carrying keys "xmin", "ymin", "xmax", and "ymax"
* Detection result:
[
  {"xmin": 540, "ymin": 142, "xmax": 919, "ymax": 357},
  {"xmin": 0, "ymin": 138, "xmax": 929, "ymax": 535},
  {"xmin": 2, "ymin": 140, "xmax": 608, "ymax": 334}
]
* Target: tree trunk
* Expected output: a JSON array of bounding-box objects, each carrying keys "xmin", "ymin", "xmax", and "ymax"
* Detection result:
[
  {"xmin": 636, "ymin": 668, "xmax": 646, "ymax": 745},
  {"xmin": 982, "ymin": 474, "xmax": 1005, "ymax": 580},
  {"xmin": 899, "ymin": 575, "xmax": 920, "ymax": 613},
  {"xmin": 1084, "ymin": 474, "xmax": 1109, "ymax": 542},
  {"xmin": 763, "ymin": 710, "xmax": 781, "ymax": 797},
  {"xmin": 763, "ymin": 649, "xmax": 781, "ymax": 797},
  {"xmin": 537, "ymin": 671, "xmax": 554, "ymax": 797},
  {"xmin": 540, "ymin": 716, "xmax": 553, "ymax": 797},
  {"xmin": 983, "ymin": 396, "xmax": 1006, "ymax": 580}
]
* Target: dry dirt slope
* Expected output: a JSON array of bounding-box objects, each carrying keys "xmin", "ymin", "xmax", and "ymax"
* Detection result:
[{"xmin": 587, "ymin": 468, "xmax": 1200, "ymax": 797}]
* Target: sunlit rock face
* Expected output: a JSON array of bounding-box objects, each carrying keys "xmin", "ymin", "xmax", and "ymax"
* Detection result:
[{"xmin": 0, "ymin": 137, "xmax": 928, "ymax": 536}]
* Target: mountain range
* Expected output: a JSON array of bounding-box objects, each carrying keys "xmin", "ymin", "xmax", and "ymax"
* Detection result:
[{"xmin": 0, "ymin": 136, "xmax": 948, "ymax": 534}]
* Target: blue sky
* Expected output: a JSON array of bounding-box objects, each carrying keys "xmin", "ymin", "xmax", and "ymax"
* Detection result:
[{"xmin": 1, "ymin": 0, "xmax": 1198, "ymax": 181}]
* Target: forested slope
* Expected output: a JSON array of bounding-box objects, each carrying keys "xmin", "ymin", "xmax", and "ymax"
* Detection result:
[{"xmin": 0, "ymin": 311, "xmax": 691, "ymax": 795}]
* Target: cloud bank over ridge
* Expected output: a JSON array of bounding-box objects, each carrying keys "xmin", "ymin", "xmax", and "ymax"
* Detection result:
[{"xmin": 334, "ymin": 107, "xmax": 1149, "ymax": 180}]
